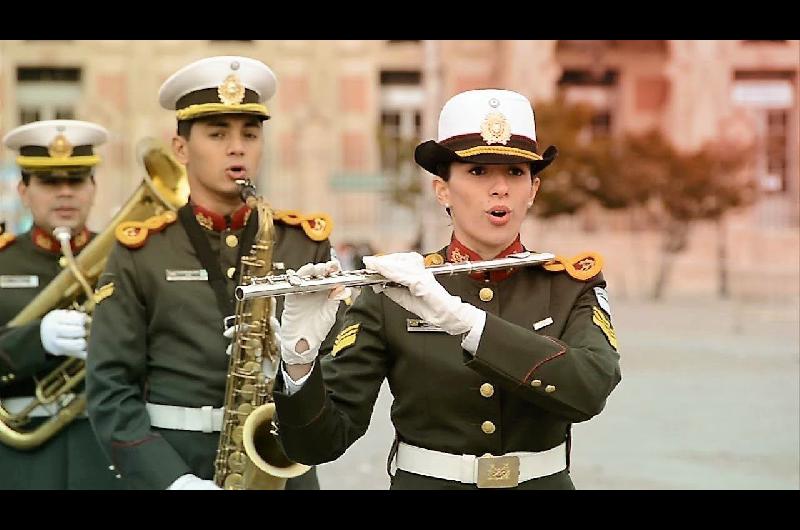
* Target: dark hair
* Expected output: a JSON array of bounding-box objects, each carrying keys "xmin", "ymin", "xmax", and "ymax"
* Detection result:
[{"xmin": 177, "ymin": 120, "xmax": 193, "ymax": 139}]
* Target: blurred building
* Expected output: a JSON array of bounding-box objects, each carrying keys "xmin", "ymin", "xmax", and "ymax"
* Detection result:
[{"xmin": 1, "ymin": 40, "xmax": 798, "ymax": 251}]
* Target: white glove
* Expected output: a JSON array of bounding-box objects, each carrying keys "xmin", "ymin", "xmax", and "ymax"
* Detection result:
[
  {"xmin": 363, "ymin": 252, "xmax": 483, "ymax": 336},
  {"xmin": 167, "ymin": 473, "xmax": 222, "ymax": 490},
  {"xmin": 280, "ymin": 260, "xmax": 350, "ymax": 365},
  {"xmin": 40, "ymin": 309, "xmax": 89, "ymax": 359}
]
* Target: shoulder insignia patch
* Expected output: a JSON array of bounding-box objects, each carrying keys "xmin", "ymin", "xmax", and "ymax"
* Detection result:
[
  {"xmin": 0, "ymin": 232, "xmax": 16, "ymax": 251},
  {"xmin": 274, "ymin": 209, "xmax": 333, "ymax": 242},
  {"xmin": 592, "ymin": 306, "xmax": 618, "ymax": 350},
  {"xmin": 543, "ymin": 251, "xmax": 603, "ymax": 281},
  {"xmin": 93, "ymin": 282, "xmax": 115, "ymax": 305},
  {"xmin": 115, "ymin": 211, "xmax": 178, "ymax": 249},
  {"xmin": 330, "ymin": 323, "xmax": 360, "ymax": 358},
  {"xmin": 424, "ymin": 253, "xmax": 444, "ymax": 268}
]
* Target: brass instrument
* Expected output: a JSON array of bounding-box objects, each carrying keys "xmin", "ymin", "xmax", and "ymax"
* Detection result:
[
  {"xmin": 214, "ymin": 178, "xmax": 310, "ymax": 490},
  {"xmin": 0, "ymin": 138, "xmax": 188, "ymax": 450},
  {"xmin": 235, "ymin": 251, "xmax": 557, "ymax": 301}
]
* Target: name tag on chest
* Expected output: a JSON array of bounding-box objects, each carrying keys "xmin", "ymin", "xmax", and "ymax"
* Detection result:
[
  {"xmin": 406, "ymin": 318, "xmax": 446, "ymax": 333},
  {"xmin": 165, "ymin": 269, "xmax": 209, "ymax": 282},
  {"xmin": 0, "ymin": 275, "xmax": 39, "ymax": 288}
]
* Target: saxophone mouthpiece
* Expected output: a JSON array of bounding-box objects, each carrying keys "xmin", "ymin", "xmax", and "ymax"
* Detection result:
[{"xmin": 235, "ymin": 178, "xmax": 258, "ymax": 207}]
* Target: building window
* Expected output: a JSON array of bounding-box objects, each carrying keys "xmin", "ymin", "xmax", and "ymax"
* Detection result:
[
  {"xmin": 378, "ymin": 70, "xmax": 423, "ymax": 177},
  {"xmin": 19, "ymin": 108, "xmax": 41, "ymax": 125},
  {"xmin": 765, "ymin": 109, "xmax": 788, "ymax": 192},
  {"xmin": 16, "ymin": 66, "xmax": 82, "ymax": 124},
  {"xmin": 590, "ymin": 111, "xmax": 612, "ymax": 138},
  {"xmin": 558, "ymin": 68, "xmax": 619, "ymax": 140}
]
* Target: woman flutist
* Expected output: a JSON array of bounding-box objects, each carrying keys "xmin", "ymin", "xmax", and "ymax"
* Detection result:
[{"xmin": 271, "ymin": 89, "xmax": 622, "ymax": 490}]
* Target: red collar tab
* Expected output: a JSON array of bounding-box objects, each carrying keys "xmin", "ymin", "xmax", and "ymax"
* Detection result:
[
  {"xmin": 192, "ymin": 203, "xmax": 252, "ymax": 232},
  {"xmin": 31, "ymin": 226, "xmax": 90, "ymax": 254},
  {"xmin": 447, "ymin": 234, "xmax": 524, "ymax": 282}
]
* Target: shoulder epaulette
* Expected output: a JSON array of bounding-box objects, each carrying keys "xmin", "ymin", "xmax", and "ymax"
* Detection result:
[
  {"xmin": 0, "ymin": 232, "xmax": 16, "ymax": 251},
  {"xmin": 274, "ymin": 209, "xmax": 333, "ymax": 242},
  {"xmin": 115, "ymin": 210, "xmax": 178, "ymax": 249},
  {"xmin": 543, "ymin": 251, "xmax": 603, "ymax": 281},
  {"xmin": 424, "ymin": 253, "xmax": 444, "ymax": 268}
]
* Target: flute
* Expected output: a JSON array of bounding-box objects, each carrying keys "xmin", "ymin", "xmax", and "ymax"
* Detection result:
[{"xmin": 235, "ymin": 251, "xmax": 556, "ymax": 300}]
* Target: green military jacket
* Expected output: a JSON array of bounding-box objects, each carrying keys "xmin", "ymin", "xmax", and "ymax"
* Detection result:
[
  {"xmin": 0, "ymin": 227, "xmax": 120, "ymax": 490},
  {"xmin": 86, "ymin": 206, "xmax": 332, "ymax": 490},
  {"xmin": 273, "ymin": 244, "xmax": 622, "ymax": 490},
  {"xmin": 0, "ymin": 228, "xmax": 96, "ymax": 395}
]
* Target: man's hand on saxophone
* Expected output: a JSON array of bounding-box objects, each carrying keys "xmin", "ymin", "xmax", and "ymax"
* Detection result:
[{"xmin": 280, "ymin": 259, "xmax": 350, "ymax": 383}]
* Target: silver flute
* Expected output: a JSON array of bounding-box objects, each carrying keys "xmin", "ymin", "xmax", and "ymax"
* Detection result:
[{"xmin": 235, "ymin": 251, "xmax": 556, "ymax": 300}]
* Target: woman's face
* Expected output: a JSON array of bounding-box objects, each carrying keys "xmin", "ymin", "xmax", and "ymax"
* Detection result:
[{"xmin": 433, "ymin": 162, "xmax": 539, "ymax": 259}]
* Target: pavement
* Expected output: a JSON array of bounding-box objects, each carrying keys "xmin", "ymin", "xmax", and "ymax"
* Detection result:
[{"xmin": 316, "ymin": 294, "xmax": 800, "ymax": 490}]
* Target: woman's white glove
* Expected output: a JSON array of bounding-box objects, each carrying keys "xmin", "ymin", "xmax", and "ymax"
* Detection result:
[
  {"xmin": 362, "ymin": 252, "xmax": 483, "ymax": 336},
  {"xmin": 280, "ymin": 260, "xmax": 350, "ymax": 365},
  {"xmin": 39, "ymin": 309, "xmax": 89, "ymax": 359},
  {"xmin": 167, "ymin": 473, "xmax": 222, "ymax": 490}
]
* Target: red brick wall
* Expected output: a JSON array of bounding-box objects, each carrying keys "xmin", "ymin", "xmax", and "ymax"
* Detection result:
[
  {"xmin": 635, "ymin": 76, "xmax": 670, "ymax": 112},
  {"xmin": 342, "ymin": 131, "xmax": 366, "ymax": 170},
  {"xmin": 340, "ymin": 75, "xmax": 368, "ymax": 114},
  {"xmin": 278, "ymin": 75, "xmax": 309, "ymax": 113},
  {"xmin": 96, "ymin": 73, "xmax": 128, "ymax": 111}
]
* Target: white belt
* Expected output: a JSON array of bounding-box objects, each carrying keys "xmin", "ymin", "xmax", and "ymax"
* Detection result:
[
  {"xmin": 146, "ymin": 403, "xmax": 224, "ymax": 433},
  {"xmin": 1, "ymin": 395, "xmax": 87, "ymax": 418},
  {"xmin": 395, "ymin": 441, "xmax": 567, "ymax": 488}
]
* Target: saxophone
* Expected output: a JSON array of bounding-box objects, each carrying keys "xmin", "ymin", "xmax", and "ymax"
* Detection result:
[
  {"xmin": 0, "ymin": 138, "xmax": 188, "ymax": 450},
  {"xmin": 213, "ymin": 178, "xmax": 310, "ymax": 490}
]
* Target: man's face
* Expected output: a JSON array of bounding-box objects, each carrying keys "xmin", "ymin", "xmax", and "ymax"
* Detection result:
[
  {"xmin": 172, "ymin": 115, "xmax": 264, "ymax": 203},
  {"xmin": 18, "ymin": 174, "xmax": 96, "ymax": 234}
]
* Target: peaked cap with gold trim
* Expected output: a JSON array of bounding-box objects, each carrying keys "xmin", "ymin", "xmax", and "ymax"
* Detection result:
[
  {"xmin": 3, "ymin": 119, "xmax": 108, "ymax": 177},
  {"xmin": 158, "ymin": 56, "xmax": 277, "ymax": 122},
  {"xmin": 415, "ymin": 89, "xmax": 557, "ymax": 176}
]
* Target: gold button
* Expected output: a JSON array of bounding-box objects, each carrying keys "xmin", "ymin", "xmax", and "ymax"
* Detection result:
[
  {"xmin": 479, "ymin": 383, "xmax": 494, "ymax": 398},
  {"xmin": 530, "ymin": 379, "xmax": 542, "ymax": 387},
  {"xmin": 227, "ymin": 267, "xmax": 236, "ymax": 279},
  {"xmin": 59, "ymin": 256, "xmax": 68, "ymax": 268},
  {"xmin": 479, "ymin": 287, "xmax": 494, "ymax": 302},
  {"xmin": 481, "ymin": 421, "xmax": 496, "ymax": 434},
  {"xmin": 545, "ymin": 385, "xmax": 556, "ymax": 393},
  {"xmin": 225, "ymin": 234, "xmax": 239, "ymax": 248}
]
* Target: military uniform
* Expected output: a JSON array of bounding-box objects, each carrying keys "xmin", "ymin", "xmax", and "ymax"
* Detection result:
[
  {"xmin": 273, "ymin": 88, "xmax": 622, "ymax": 490},
  {"xmin": 274, "ymin": 237, "xmax": 621, "ymax": 489},
  {"xmin": 86, "ymin": 203, "xmax": 332, "ymax": 489},
  {"xmin": 0, "ymin": 228, "xmax": 121, "ymax": 490},
  {"xmin": 0, "ymin": 119, "xmax": 121, "ymax": 490}
]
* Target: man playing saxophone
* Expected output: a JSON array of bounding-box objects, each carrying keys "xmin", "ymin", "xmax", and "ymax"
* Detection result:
[
  {"xmin": 86, "ymin": 56, "xmax": 333, "ymax": 490},
  {"xmin": 0, "ymin": 120, "xmax": 120, "ymax": 489}
]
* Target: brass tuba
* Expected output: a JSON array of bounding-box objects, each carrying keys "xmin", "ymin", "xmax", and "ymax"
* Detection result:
[
  {"xmin": 213, "ymin": 178, "xmax": 310, "ymax": 490},
  {"xmin": 0, "ymin": 138, "xmax": 188, "ymax": 450}
]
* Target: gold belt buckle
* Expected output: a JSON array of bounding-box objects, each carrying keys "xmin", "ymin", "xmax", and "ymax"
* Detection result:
[{"xmin": 476, "ymin": 454, "xmax": 520, "ymax": 488}]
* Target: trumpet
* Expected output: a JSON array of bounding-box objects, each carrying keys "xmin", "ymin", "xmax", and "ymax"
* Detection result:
[{"xmin": 235, "ymin": 251, "xmax": 556, "ymax": 301}]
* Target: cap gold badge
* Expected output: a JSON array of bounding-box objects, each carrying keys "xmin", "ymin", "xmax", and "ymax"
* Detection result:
[{"xmin": 480, "ymin": 112, "xmax": 512, "ymax": 145}]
